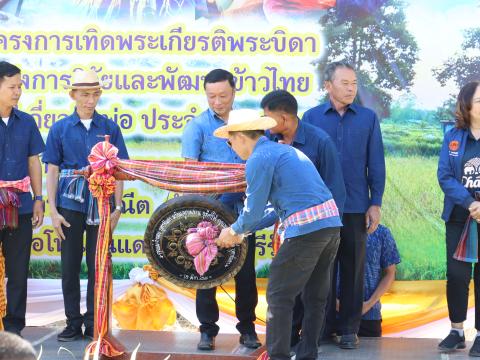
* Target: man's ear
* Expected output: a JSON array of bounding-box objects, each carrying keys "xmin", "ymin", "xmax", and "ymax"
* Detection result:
[{"xmin": 324, "ymin": 80, "xmax": 331, "ymax": 92}]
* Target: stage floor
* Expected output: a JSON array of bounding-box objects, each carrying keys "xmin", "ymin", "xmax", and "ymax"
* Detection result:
[{"xmin": 23, "ymin": 327, "xmax": 475, "ymax": 360}]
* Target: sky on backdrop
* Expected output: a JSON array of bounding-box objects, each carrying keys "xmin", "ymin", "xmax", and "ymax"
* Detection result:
[{"xmin": 404, "ymin": 0, "xmax": 479, "ymax": 109}]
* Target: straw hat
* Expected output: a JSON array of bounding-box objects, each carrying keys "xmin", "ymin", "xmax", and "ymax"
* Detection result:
[
  {"xmin": 64, "ymin": 69, "xmax": 111, "ymax": 90},
  {"xmin": 214, "ymin": 109, "xmax": 277, "ymax": 139}
]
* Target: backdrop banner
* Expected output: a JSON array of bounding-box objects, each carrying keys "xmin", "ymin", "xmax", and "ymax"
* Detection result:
[{"xmin": 1, "ymin": 0, "xmax": 480, "ymax": 334}]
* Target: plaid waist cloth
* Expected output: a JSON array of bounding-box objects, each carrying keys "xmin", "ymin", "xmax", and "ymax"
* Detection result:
[
  {"xmin": 0, "ymin": 177, "xmax": 31, "ymax": 230},
  {"xmin": 283, "ymin": 199, "xmax": 339, "ymax": 228},
  {"xmin": 274, "ymin": 199, "xmax": 339, "ymax": 250},
  {"xmin": 60, "ymin": 169, "xmax": 100, "ymax": 225}
]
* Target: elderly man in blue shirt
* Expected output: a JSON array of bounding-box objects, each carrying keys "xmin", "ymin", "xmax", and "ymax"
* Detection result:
[
  {"xmin": 43, "ymin": 69, "xmax": 129, "ymax": 342},
  {"xmin": 259, "ymin": 90, "xmax": 346, "ymax": 348},
  {"xmin": 215, "ymin": 109, "xmax": 341, "ymax": 360},
  {"xmin": 302, "ymin": 61, "xmax": 386, "ymax": 349},
  {"xmin": 181, "ymin": 69, "xmax": 260, "ymax": 351},
  {"xmin": 0, "ymin": 61, "xmax": 45, "ymax": 336}
]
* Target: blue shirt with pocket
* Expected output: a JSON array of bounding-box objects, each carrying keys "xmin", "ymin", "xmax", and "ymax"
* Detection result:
[
  {"xmin": 302, "ymin": 101, "xmax": 385, "ymax": 213},
  {"xmin": 231, "ymin": 137, "xmax": 342, "ymax": 239},
  {"xmin": 0, "ymin": 108, "xmax": 45, "ymax": 214},
  {"xmin": 42, "ymin": 110, "xmax": 129, "ymax": 214},
  {"xmin": 181, "ymin": 108, "xmax": 244, "ymax": 213}
]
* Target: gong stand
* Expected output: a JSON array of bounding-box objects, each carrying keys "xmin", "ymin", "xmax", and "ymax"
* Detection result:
[{"xmin": 72, "ymin": 166, "xmax": 128, "ymax": 358}]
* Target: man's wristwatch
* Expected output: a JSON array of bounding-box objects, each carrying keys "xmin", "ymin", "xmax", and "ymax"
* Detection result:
[
  {"xmin": 33, "ymin": 195, "xmax": 43, "ymax": 202},
  {"xmin": 114, "ymin": 205, "xmax": 123, "ymax": 213}
]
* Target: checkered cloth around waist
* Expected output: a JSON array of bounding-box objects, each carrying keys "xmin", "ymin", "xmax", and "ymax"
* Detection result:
[
  {"xmin": 283, "ymin": 199, "xmax": 339, "ymax": 229},
  {"xmin": 60, "ymin": 168, "xmax": 100, "ymax": 225},
  {"xmin": 0, "ymin": 177, "xmax": 30, "ymax": 230}
]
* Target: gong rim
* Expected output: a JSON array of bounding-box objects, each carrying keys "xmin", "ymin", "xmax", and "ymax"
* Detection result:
[{"xmin": 144, "ymin": 194, "xmax": 247, "ymax": 289}]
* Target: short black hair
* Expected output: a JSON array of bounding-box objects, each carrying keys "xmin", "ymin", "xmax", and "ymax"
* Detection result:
[
  {"xmin": 260, "ymin": 90, "xmax": 298, "ymax": 116},
  {"xmin": 0, "ymin": 332, "xmax": 36, "ymax": 360},
  {"xmin": 0, "ymin": 61, "xmax": 21, "ymax": 84},
  {"xmin": 204, "ymin": 69, "xmax": 235, "ymax": 89},
  {"xmin": 324, "ymin": 61, "xmax": 355, "ymax": 82}
]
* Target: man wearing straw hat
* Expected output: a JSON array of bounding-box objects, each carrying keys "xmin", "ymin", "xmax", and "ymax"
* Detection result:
[
  {"xmin": 43, "ymin": 69, "xmax": 129, "ymax": 342},
  {"xmin": 182, "ymin": 69, "xmax": 260, "ymax": 351},
  {"xmin": 0, "ymin": 61, "xmax": 45, "ymax": 336},
  {"xmin": 215, "ymin": 109, "xmax": 342, "ymax": 360}
]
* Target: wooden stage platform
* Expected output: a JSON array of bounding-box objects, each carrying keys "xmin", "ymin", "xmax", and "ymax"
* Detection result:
[{"xmin": 22, "ymin": 326, "xmax": 477, "ymax": 360}]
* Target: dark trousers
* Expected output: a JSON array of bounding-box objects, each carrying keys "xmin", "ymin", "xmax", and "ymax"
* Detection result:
[
  {"xmin": 358, "ymin": 319, "xmax": 382, "ymax": 337},
  {"xmin": 59, "ymin": 208, "xmax": 98, "ymax": 330},
  {"xmin": 323, "ymin": 213, "xmax": 367, "ymax": 335},
  {"xmin": 267, "ymin": 227, "xmax": 340, "ymax": 360},
  {"xmin": 196, "ymin": 233, "xmax": 258, "ymax": 336},
  {"xmin": 1, "ymin": 214, "xmax": 33, "ymax": 333},
  {"xmin": 446, "ymin": 218, "xmax": 480, "ymax": 329}
]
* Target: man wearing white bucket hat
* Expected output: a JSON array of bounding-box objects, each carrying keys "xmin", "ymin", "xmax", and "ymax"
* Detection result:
[
  {"xmin": 215, "ymin": 109, "xmax": 342, "ymax": 360},
  {"xmin": 43, "ymin": 69, "xmax": 129, "ymax": 342},
  {"xmin": 181, "ymin": 69, "xmax": 261, "ymax": 351}
]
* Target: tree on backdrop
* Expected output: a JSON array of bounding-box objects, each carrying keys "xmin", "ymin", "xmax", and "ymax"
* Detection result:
[
  {"xmin": 433, "ymin": 28, "xmax": 480, "ymax": 88},
  {"xmin": 433, "ymin": 27, "xmax": 480, "ymax": 122},
  {"xmin": 316, "ymin": 0, "xmax": 419, "ymax": 118}
]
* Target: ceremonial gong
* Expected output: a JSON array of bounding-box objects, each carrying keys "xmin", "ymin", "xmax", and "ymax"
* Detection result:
[{"xmin": 144, "ymin": 195, "xmax": 248, "ymax": 289}]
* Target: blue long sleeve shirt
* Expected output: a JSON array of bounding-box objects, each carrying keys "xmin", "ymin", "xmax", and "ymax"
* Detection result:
[
  {"xmin": 302, "ymin": 101, "xmax": 386, "ymax": 213},
  {"xmin": 437, "ymin": 127, "xmax": 476, "ymax": 221},
  {"xmin": 253, "ymin": 120, "xmax": 346, "ymax": 231},
  {"xmin": 231, "ymin": 137, "xmax": 342, "ymax": 239},
  {"xmin": 269, "ymin": 120, "xmax": 346, "ymax": 215}
]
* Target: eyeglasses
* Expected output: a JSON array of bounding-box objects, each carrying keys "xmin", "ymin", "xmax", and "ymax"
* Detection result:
[{"xmin": 226, "ymin": 139, "xmax": 232, "ymax": 147}]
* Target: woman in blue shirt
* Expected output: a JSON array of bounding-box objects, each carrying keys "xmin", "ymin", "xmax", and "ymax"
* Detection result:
[{"xmin": 437, "ymin": 81, "xmax": 480, "ymax": 356}]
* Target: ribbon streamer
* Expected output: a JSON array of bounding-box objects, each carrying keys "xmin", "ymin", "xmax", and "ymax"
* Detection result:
[
  {"xmin": 84, "ymin": 140, "xmax": 245, "ymax": 357},
  {"xmin": 186, "ymin": 221, "xmax": 219, "ymax": 276}
]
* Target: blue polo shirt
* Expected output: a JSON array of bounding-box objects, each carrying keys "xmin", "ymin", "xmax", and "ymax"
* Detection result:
[
  {"xmin": 269, "ymin": 120, "xmax": 346, "ymax": 215},
  {"xmin": 302, "ymin": 101, "xmax": 385, "ymax": 213},
  {"xmin": 231, "ymin": 137, "xmax": 342, "ymax": 238},
  {"xmin": 181, "ymin": 108, "xmax": 244, "ymax": 213},
  {"xmin": 42, "ymin": 110, "xmax": 129, "ymax": 214},
  {"xmin": 0, "ymin": 108, "xmax": 45, "ymax": 214}
]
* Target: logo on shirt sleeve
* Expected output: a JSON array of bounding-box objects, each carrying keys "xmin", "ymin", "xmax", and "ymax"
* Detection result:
[{"xmin": 449, "ymin": 140, "xmax": 460, "ymax": 151}]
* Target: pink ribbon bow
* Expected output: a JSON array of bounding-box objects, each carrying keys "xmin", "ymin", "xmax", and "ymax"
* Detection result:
[
  {"xmin": 186, "ymin": 221, "xmax": 219, "ymax": 276},
  {"xmin": 88, "ymin": 138, "xmax": 119, "ymax": 175}
]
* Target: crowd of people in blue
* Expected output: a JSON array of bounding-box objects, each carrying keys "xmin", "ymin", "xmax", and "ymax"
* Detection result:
[{"xmin": 0, "ymin": 59, "xmax": 479, "ymax": 359}]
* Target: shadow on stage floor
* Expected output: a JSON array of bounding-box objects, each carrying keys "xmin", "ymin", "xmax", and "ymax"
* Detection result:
[{"xmin": 23, "ymin": 326, "xmax": 473, "ymax": 360}]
